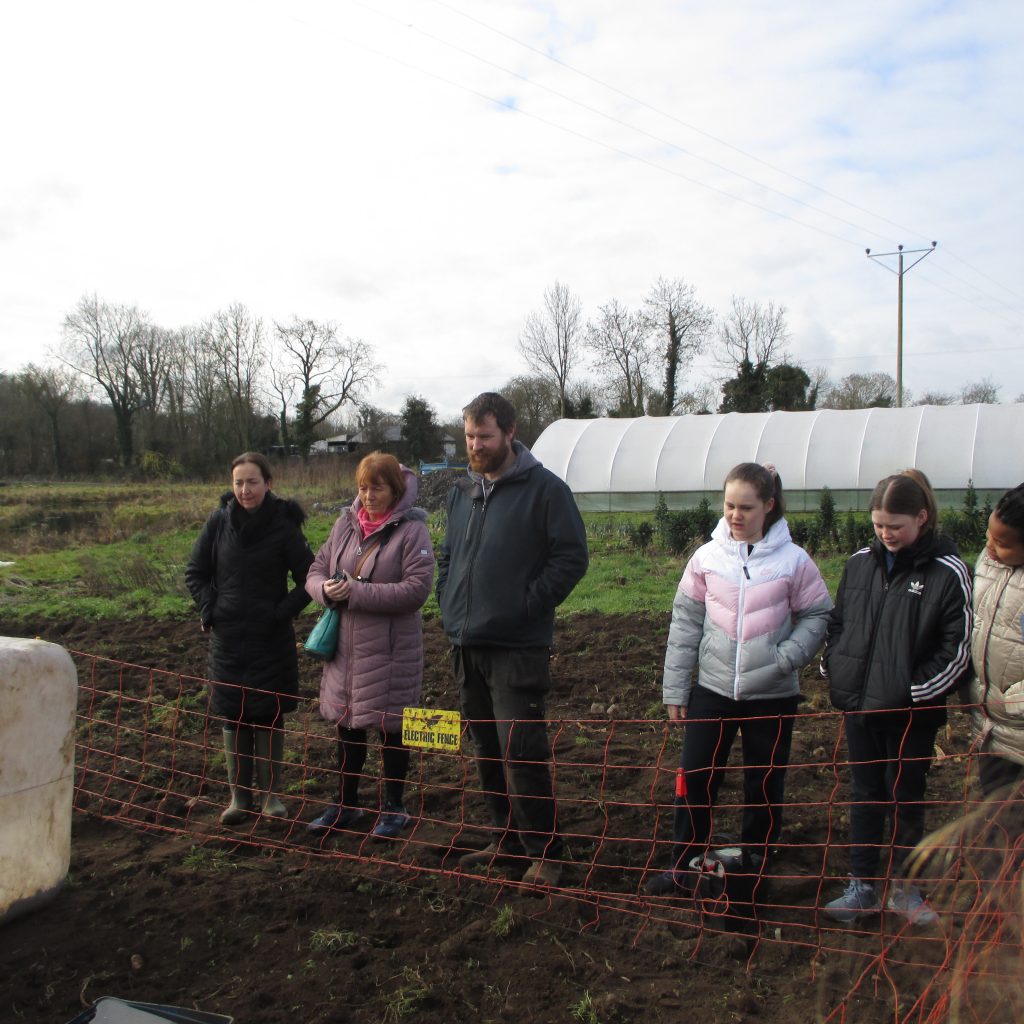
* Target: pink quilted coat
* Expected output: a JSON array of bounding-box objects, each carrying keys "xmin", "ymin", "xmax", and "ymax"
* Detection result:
[{"xmin": 305, "ymin": 467, "xmax": 435, "ymax": 731}]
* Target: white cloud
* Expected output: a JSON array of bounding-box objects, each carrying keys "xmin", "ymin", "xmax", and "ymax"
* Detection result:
[{"xmin": 1, "ymin": 0, "xmax": 1022, "ymax": 419}]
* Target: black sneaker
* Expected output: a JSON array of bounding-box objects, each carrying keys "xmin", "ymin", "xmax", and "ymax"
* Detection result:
[
  {"xmin": 307, "ymin": 804, "xmax": 365, "ymax": 836},
  {"xmin": 642, "ymin": 870, "xmax": 692, "ymax": 897}
]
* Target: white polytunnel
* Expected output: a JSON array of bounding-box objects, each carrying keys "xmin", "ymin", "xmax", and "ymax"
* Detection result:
[{"xmin": 530, "ymin": 406, "xmax": 1024, "ymax": 512}]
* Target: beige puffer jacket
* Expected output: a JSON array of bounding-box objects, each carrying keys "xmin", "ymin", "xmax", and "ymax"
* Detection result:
[{"xmin": 970, "ymin": 551, "xmax": 1024, "ymax": 765}]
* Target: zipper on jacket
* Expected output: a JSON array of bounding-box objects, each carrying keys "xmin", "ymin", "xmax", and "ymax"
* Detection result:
[
  {"xmin": 978, "ymin": 567, "xmax": 1010, "ymax": 707},
  {"xmin": 733, "ymin": 541, "xmax": 749, "ymax": 699},
  {"xmin": 460, "ymin": 496, "xmax": 485, "ymax": 640},
  {"xmin": 859, "ymin": 565, "xmax": 891, "ymax": 711}
]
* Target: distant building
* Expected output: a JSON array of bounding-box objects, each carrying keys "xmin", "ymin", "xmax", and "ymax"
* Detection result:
[{"xmin": 309, "ymin": 427, "xmax": 456, "ymax": 460}]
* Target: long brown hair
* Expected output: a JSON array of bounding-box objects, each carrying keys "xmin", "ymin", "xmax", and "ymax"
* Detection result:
[
  {"xmin": 231, "ymin": 451, "xmax": 272, "ymax": 483},
  {"xmin": 869, "ymin": 468, "xmax": 938, "ymax": 534},
  {"xmin": 724, "ymin": 462, "xmax": 785, "ymax": 533}
]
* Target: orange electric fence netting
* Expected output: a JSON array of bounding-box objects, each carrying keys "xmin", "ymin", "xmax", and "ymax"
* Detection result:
[{"xmin": 71, "ymin": 651, "xmax": 1022, "ymax": 1024}]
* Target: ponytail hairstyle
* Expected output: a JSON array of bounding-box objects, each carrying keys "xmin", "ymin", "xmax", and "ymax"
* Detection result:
[
  {"xmin": 994, "ymin": 483, "xmax": 1024, "ymax": 544},
  {"xmin": 869, "ymin": 468, "xmax": 938, "ymax": 534},
  {"xmin": 724, "ymin": 462, "xmax": 785, "ymax": 534}
]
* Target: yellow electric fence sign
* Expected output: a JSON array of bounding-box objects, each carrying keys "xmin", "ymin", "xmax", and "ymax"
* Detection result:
[{"xmin": 402, "ymin": 708, "xmax": 461, "ymax": 751}]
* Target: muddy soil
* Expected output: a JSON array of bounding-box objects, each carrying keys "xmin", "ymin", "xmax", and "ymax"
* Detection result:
[{"xmin": 0, "ymin": 613, "xmax": 989, "ymax": 1024}]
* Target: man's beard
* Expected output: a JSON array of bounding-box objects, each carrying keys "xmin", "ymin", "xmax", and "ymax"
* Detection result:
[{"xmin": 468, "ymin": 438, "xmax": 512, "ymax": 476}]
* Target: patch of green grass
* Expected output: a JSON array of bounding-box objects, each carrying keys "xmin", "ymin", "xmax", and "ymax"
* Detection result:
[
  {"xmin": 8, "ymin": 485, "xmax": 973, "ymax": 623},
  {"xmin": 562, "ymin": 549, "xmax": 681, "ymax": 615},
  {"xmin": 284, "ymin": 778, "xmax": 320, "ymax": 794},
  {"xmin": 181, "ymin": 845, "xmax": 234, "ymax": 872},
  {"xmin": 383, "ymin": 966, "xmax": 431, "ymax": 1021},
  {"xmin": 309, "ymin": 929, "xmax": 359, "ymax": 953},
  {"xmin": 148, "ymin": 692, "xmax": 206, "ymax": 735},
  {"xmin": 572, "ymin": 990, "xmax": 600, "ymax": 1024},
  {"xmin": 490, "ymin": 904, "xmax": 517, "ymax": 939}
]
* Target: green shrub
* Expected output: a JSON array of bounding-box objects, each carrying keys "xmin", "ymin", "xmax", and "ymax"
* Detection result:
[
  {"xmin": 694, "ymin": 498, "xmax": 715, "ymax": 542},
  {"xmin": 654, "ymin": 492, "xmax": 670, "ymax": 545},
  {"xmin": 818, "ymin": 487, "xmax": 837, "ymax": 548},
  {"xmin": 625, "ymin": 521, "xmax": 654, "ymax": 551}
]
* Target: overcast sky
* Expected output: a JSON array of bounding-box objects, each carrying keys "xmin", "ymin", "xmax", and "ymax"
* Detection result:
[{"xmin": 2, "ymin": 0, "xmax": 1022, "ymax": 420}]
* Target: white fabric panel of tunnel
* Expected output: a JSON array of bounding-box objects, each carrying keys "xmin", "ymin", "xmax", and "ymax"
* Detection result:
[{"xmin": 531, "ymin": 406, "xmax": 1024, "ymax": 496}]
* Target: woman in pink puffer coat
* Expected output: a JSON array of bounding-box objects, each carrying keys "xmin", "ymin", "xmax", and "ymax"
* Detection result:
[{"xmin": 305, "ymin": 453, "xmax": 435, "ymax": 840}]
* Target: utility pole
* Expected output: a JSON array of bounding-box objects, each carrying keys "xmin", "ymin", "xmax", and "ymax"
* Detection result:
[{"xmin": 865, "ymin": 242, "xmax": 937, "ymax": 407}]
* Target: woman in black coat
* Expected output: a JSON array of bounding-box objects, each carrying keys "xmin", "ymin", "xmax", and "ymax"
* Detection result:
[{"xmin": 186, "ymin": 452, "xmax": 313, "ymax": 824}]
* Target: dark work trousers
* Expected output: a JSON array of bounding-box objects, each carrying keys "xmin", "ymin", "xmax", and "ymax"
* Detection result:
[
  {"xmin": 977, "ymin": 749, "xmax": 1024, "ymax": 797},
  {"xmin": 454, "ymin": 645, "xmax": 562, "ymax": 861},
  {"xmin": 670, "ymin": 686, "xmax": 799, "ymax": 874},
  {"xmin": 843, "ymin": 709, "xmax": 940, "ymax": 881},
  {"xmin": 336, "ymin": 727, "xmax": 409, "ymax": 808}
]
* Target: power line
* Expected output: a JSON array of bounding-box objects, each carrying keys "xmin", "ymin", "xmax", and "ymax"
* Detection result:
[
  {"xmin": 424, "ymin": 0, "xmax": 1024, "ymax": 309},
  {"xmin": 282, "ymin": 4, "xmax": 1020, "ymax": 335},
  {"xmin": 425, "ymin": 0, "xmax": 932, "ymax": 243},
  {"xmin": 286, "ymin": 7, "xmax": 863, "ymax": 248},
  {"xmin": 354, "ymin": 0, "xmax": 882, "ymax": 242}
]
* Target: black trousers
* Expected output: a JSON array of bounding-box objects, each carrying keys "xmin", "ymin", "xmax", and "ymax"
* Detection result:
[
  {"xmin": 336, "ymin": 727, "xmax": 409, "ymax": 808},
  {"xmin": 667, "ymin": 688, "xmax": 802, "ymax": 872},
  {"xmin": 843, "ymin": 709, "xmax": 940, "ymax": 880},
  {"xmin": 669, "ymin": 686, "xmax": 799, "ymax": 871},
  {"xmin": 977, "ymin": 749, "xmax": 1024, "ymax": 797},
  {"xmin": 454, "ymin": 645, "xmax": 562, "ymax": 860}
]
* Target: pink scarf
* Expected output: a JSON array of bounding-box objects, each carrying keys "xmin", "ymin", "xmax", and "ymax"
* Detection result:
[{"xmin": 357, "ymin": 505, "xmax": 390, "ymax": 539}]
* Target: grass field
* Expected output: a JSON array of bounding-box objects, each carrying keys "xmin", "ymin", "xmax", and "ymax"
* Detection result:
[{"xmin": 0, "ymin": 480, "xmax": 978, "ymax": 622}]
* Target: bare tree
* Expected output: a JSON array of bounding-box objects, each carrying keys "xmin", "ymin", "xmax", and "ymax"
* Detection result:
[
  {"xmin": 717, "ymin": 296, "xmax": 790, "ymax": 374},
  {"xmin": 518, "ymin": 281, "xmax": 583, "ymax": 419},
  {"xmin": 820, "ymin": 372, "xmax": 905, "ymax": 409},
  {"xmin": 586, "ymin": 299, "xmax": 656, "ymax": 417},
  {"xmin": 61, "ymin": 294, "xmax": 149, "ymax": 467},
  {"xmin": 915, "ymin": 390, "xmax": 956, "ymax": 406},
  {"xmin": 267, "ymin": 356, "xmax": 294, "ymax": 451},
  {"xmin": 273, "ymin": 316, "xmax": 381, "ymax": 456},
  {"xmin": 164, "ymin": 324, "xmax": 234, "ymax": 468},
  {"xmin": 499, "ymin": 374, "xmax": 561, "ymax": 446},
  {"xmin": 960, "ymin": 376, "xmax": 1000, "ymax": 404},
  {"xmin": 806, "ymin": 366, "xmax": 830, "ymax": 409},
  {"xmin": 17, "ymin": 363, "xmax": 80, "ymax": 474},
  {"xmin": 675, "ymin": 381, "xmax": 719, "ymax": 415},
  {"xmin": 212, "ymin": 303, "xmax": 266, "ymax": 450},
  {"xmin": 643, "ymin": 277, "xmax": 714, "ymax": 414},
  {"xmin": 132, "ymin": 324, "xmax": 172, "ymax": 455}
]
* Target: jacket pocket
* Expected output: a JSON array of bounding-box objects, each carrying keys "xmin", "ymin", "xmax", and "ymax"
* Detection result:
[{"xmin": 1003, "ymin": 681, "xmax": 1024, "ymax": 717}]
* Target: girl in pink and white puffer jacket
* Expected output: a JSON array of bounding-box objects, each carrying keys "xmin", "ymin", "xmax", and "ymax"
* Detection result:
[
  {"xmin": 647, "ymin": 464, "xmax": 831, "ymax": 898},
  {"xmin": 663, "ymin": 515, "xmax": 832, "ymax": 708}
]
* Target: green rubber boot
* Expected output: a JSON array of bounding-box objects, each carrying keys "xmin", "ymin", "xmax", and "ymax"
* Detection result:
[
  {"xmin": 255, "ymin": 726, "xmax": 287, "ymax": 818},
  {"xmin": 221, "ymin": 726, "xmax": 254, "ymax": 825}
]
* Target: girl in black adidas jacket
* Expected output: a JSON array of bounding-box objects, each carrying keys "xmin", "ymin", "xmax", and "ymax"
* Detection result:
[{"xmin": 821, "ymin": 469, "xmax": 972, "ymax": 926}]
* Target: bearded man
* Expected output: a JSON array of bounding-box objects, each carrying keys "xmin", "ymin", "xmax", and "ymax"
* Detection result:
[{"xmin": 436, "ymin": 392, "xmax": 588, "ymax": 886}]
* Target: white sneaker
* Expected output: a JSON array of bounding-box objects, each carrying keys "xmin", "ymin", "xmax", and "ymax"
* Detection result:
[
  {"xmin": 886, "ymin": 883, "xmax": 938, "ymax": 927},
  {"xmin": 824, "ymin": 876, "xmax": 880, "ymax": 922}
]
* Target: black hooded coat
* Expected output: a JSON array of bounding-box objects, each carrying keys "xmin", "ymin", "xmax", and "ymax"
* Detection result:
[{"xmin": 186, "ymin": 491, "xmax": 314, "ymax": 722}]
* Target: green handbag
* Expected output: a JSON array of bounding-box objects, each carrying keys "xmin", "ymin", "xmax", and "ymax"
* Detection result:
[{"xmin": 304, "ymin": 606, "xmax": 340, "ymax": 660}]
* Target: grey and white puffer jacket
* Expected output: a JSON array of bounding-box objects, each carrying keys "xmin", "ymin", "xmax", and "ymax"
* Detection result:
[{"xmin": 663, "ymin": 517, "xmax": 832, "ymax": 707}]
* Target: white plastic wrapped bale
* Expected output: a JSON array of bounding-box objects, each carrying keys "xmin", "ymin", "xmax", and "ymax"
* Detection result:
[{"xmin": 0, "ymin": 636, "xmax": 77, "ymax": 924}]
